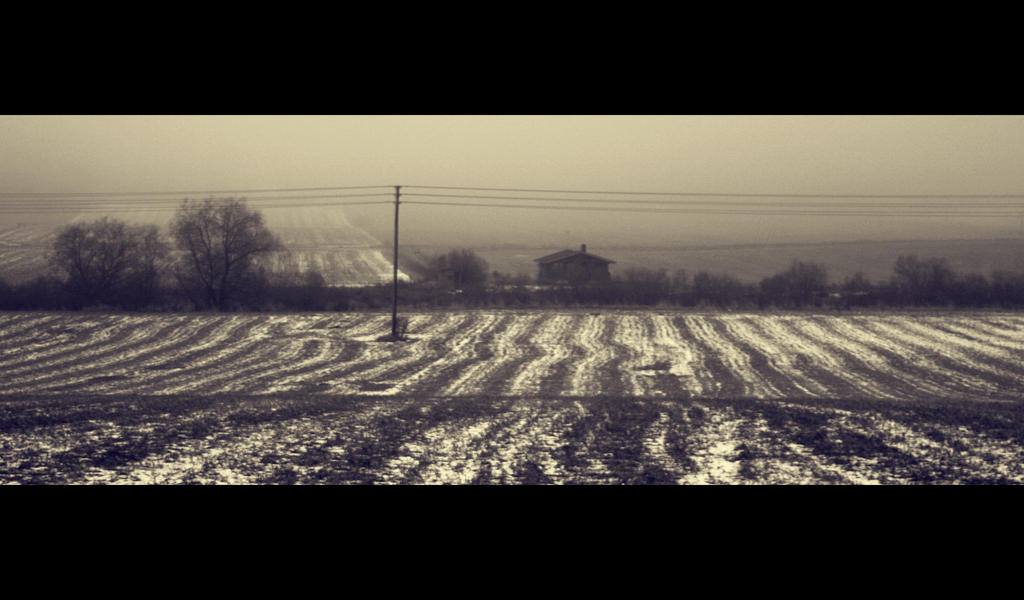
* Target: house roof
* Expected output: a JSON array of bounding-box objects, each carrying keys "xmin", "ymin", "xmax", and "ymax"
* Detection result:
[{"xmin": 534, "ymin": 249, "xmax": 615, "ymax": 265}]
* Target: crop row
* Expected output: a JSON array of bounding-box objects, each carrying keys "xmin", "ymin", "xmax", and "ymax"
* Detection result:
[{"xmin": 2, "ymin": 311, "xmax": 1023, "ymax": 401}]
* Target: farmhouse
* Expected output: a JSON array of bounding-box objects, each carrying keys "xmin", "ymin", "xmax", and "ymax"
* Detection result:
[{"xmin": 534, "ymin": 244, "xmax": 614, "ymax": 284}]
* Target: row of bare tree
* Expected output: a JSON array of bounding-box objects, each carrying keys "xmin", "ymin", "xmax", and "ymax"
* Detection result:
[
  {"xmin": 407, "ymin": 254, "xmax": 1024, "ymax": 310},
  {"xmin": 5, "ymin": 200, "xmax": 1024, "ymax": 310},
  {"xmin": 46, "ymin": 198, "xmax": 282, "ymax": 310}
]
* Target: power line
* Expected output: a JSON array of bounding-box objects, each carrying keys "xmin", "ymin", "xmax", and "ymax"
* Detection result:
[
  {"xmin": 0, "ymin": 185, "xmax": 395, "ymax": 199},
  {"xmin": 0, "ymin": 200, "xmax": 393, "ymax": 214},
  {"xmin": 400, "ymin": 191, "xmax": 1024, "ymax": 210},
  {"xmin": 0, "ymin": 193, "xmax": 395, "ymax": 208},
  {"xmin": 401, "ymin": 200, "xmax": 1024, "ymax": 218},
  {"xmin": 7, "ymin": 182, "xmax": 1024, "ymax": 201},
  {"xmin": 404, "ymin": 184, "xmax": 1024, "ymax": 200},
  {"xmin": 5, "ymin": 181, "xmax": 1024, "ymax": 218}
]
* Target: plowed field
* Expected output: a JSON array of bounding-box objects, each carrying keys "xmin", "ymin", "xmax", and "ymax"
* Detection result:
[{"xmin": 3, "ymin": 310, "xmax": 1024, "ymax": 484}]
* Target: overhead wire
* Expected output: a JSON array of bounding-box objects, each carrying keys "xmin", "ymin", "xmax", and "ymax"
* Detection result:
[
  {"xmin": 0, "ymin": 202, "xmax": 393, "ymax": 214},
  {"xmin": 3, "ymin": 182, "xmax": 1024, "ymax": 218},
  {"xmin": 400, "ymin": 200, "xmax": 1024, "ymax": 218},
  {"xmin": 0, "ymin": 184, "xmax": 395, "ymax": 198},
  {"xmin": 0, "ymin": 192, "xmax": 396, "ymax": 214},
  {"xmin": 399, "ymin": 192, "xmax": 1024, "ymax": 210},
  {"xmin": 402, "ymin": 184, "xmax": 1024, "ymax": 200}
]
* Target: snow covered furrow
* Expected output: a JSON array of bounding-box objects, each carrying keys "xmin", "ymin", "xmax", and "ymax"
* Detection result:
[
  {"xmin": 646, "ymin": 314, "xmax": 702, "ymax": 395},
  {"xmin": 879, "ymin": 317, "xmax": 1022, "ymax": 385},
  {"xmin": 1, "ymin": 315, "xmax": 208, "ymax": 394},
  {"xmin": 247, "ymin": 313, "xmax": 447, "ymax": 393},
  {"xmin": 6, "ymin": 311, "xmax": 1024, "ymax": 402},
  {"xmin": 338, "ymin": 313, "xmax": 393, "ymax": 339},
  {"xmin": 718, "ymin": 316, "xmax": 821, "ymax": 397},
  {"xmin": 0, "ymin": 315, "xmax": 76, "ymax": 358},
  {"xmin": 939, "ymin": 317, "xmax": 1024, "ymax": 356},
  {"xmin": 437, "ymin": 313, "xmax": 543, "ymax": 396},
  {"xmin": 681, "ymin": 315, "xmax": 770, "ymax": 397},
  {"xmin": 327, "ymin": 313, "xmax": 493, "ymax": 395},
  {"xmin": 193, "ymin": 337, "xmax": 320, "ymax": 394},
  {"xmin": 72, "ymin": 315, "xmax": 244, "ymax": 393},
  {"xmin": 141, "ymin": 316, "xmax": 295, "ymax": 395},
  {"xmin": 250, "ymin": 314, "xmax": 402, "ymax": 392},
  {"xmin": 767, "ymin": 316, "xmax": 903, "ymax": 400},
  {"xmin": 856, "ymin": 317, "xmax": 1003, "ymax": 396},
  {"xmin": 652, "ymin": 315, "xmax": 704, "ymax": 392},
  {"xmin": 389, "ymin": 416, "xmax": 499, "ymax": 484},
  {"xmin": 812, "ymin": 316, "xmax": 957, "ymax": 399},
  {"xmin": 907, "ymin": 317, "xmax": 1023, "ymax": 366},
  {"xmin": 641, "ymin": 411, "xmax": 697, "ymax": 483},
  {"xmin": 614, "ymin": 314, "xmax": 701, "ymax": 397},
  {"xmin": 0, "ymin": 316, "xmax": 151, "ymax": 389},
  {"xmin": 0, "ymin": 315, "xmax": 127, "ymax": 370},
  {"xmin": 340, "ymin": 312, "xmax": 490, "ymax": 395},
  {"xmin": 613, "ymin": 314, "xmax": 653, "ymax": 396},
  {"xmin": 122, "ymin": 316, "xmax": 278, "ymax": 395},
  {"xmin": 974, "ymin": 314, "xmax": 1024, "ymax": 331},
  {"xmin": 506, "ymin": 314, "xmax": 576, "ymax": 396},
  {"xmin": 232, "ymin": 313, "xmax": 399, "ymax": 393},
  {"xmin": 0, "ymin": 314, "xmax": 63, "ymax": 344},
  {"xmin": 360, "ymin": 313, "xmax": 499, "ymax": 387},
  {"xmin": 378, "ymin": 398, "xmax": 575, "ymax": 484},
  {"xmin": 566, "ymin": 314, "xmax": 619, "ymax": 396},
  {"xmin": 674, "ymin": 404, "xmax": 745, "ymax": 485},
  {"xmin": 671, "ymin": 316, "xmax": 732, "ymax": 397},
  {"xmin": 477, "ymin": 402, "xmax": 577, "ymax": 483}
]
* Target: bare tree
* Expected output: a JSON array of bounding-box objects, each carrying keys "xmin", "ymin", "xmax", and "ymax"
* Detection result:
[
  {"xmin": 170, "ymin": 197, "xmax": 282, "ymax": 310},
  {"xmin": 892, "ymin": 255, "xmax": 956, "ymax": 306},
  {"xmin": 50, "ymin": 217, "xmax": 166, "ymax": 308},
  {"xmin": 428, "ymin": 249, "xmax": 489, "ymax": 289},
  {"xmin": 759, "ymin": 260, "xmax": 828, "ymax": 308}
]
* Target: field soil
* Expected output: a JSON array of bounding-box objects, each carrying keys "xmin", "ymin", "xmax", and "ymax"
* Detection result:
[{"xmin": 2, "ymin": 309, "xmax": 1024, "ymax": 484}]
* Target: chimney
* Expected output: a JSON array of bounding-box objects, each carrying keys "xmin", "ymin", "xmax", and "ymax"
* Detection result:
[{"xmin": 580, "ymin": 244, "xmax": 587, "ymax": 253}]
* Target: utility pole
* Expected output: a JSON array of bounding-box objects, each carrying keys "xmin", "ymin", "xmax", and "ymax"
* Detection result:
[{"xmin": 392, "ymin": 185, "xmax": 401, "ymax": 337}]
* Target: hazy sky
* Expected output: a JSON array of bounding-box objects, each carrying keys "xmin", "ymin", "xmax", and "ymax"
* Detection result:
[
  {"xmin": 3, "ymin": 115, "xmax": 1024, "ymax": 246},
  {"xmin": 2, "ymin": 114, "xmax": 1023, "ymax": 193}
]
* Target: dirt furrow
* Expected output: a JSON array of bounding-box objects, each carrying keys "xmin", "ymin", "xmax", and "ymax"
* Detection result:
[
  {"xmin": 715, "ymin": 317, "xmax": 818, "ymax": 398},
  {"xmin": 332, "ymin": 313, "xmax": 495, "ymax": 396},
  {"xmin": 0, "ymin": 315, "xmax": 127, "ymax": 373},
  {"xmin": 810, "ymin": 316, "xmax": 958, "ymax": 400},
  {"xmin": 768, "ymin": 316, "xmax": 903, "ymax": 400},
  {"xmin": 249, "ymin": 313, "xmax": 455, "ymax": 394},
  {"xmin": 695, "ymin": 315, "xmax": 782, "ymax": 397},
  {"xmin": 566, "ymin": 314, "xmax": 620, "ymax": 396},
  {"xmin": 437, "ymin": 313, "xmax": 544, "ymax": 396},
  {"xmin": 4, "ymin": 316, "xmax": 203, "ymax": 394},
  {"xmin": 245, "ymin": 314, "xmax": 396, "ymax": 392},
  {"xmin": 861, "ymin": 317, "xmax": 1011, "ymax": 398},
  {"xmin": 123, "ymin": 316, "xmax": 278, "ymax": 395},
  {"xmin": 616, "ymin": 314, "xmax": 701, "ymax": 397},
  {"xmin": 386, "ymin": 313, "xmax": 517, "ymax": 396},
  {"xmin": 671, "ymin": 316, "xmax": 741, "ymax": 397},
  {"xmin": 506, "ymin": 314, "xmax": 577, "ymax": 397},
  {"xmin": 0, "ymin": 313, "xmax": 65, "ymax": 345},
  {"xmin": 162, "ymin": 317, "xmax": 310, "ymax": 394}
]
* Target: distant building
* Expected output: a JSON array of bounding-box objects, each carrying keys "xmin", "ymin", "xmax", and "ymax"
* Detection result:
[{"xmin": 534, "ymin": 244, "xmax": 614, "ymax": 284}]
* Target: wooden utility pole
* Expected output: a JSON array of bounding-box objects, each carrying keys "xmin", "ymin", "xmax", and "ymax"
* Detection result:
[{"xmin": 391, "ymin": 185, "xmax": 401, "ymax": 337}]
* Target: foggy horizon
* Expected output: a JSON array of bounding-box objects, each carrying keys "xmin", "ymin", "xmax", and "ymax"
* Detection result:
[
  {"xmin": 3, "ymin": 115, "xmax": 1024, "ymax": 249},
  {"xmin": 7, "ymin": 115, "xmax": 1024, "ymax": 487}
]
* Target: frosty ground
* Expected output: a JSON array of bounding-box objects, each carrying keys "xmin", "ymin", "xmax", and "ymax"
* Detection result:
[{"xmin": 2, "ymin": 309, "xmax": 1024, "ymax": 484}]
